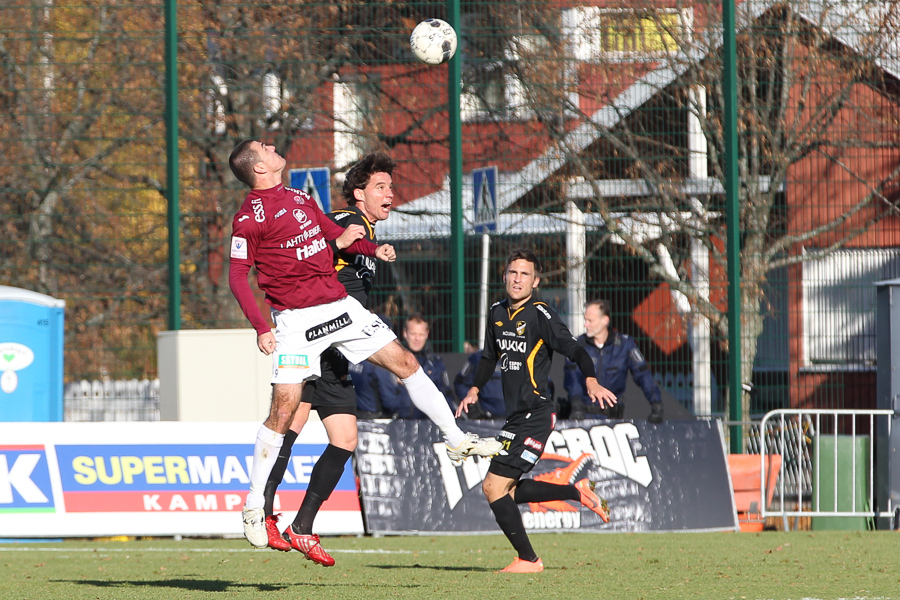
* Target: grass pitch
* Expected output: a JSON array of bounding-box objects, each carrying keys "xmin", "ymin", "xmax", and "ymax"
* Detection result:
[{"xmin": 2, "ymin": 531, "xmax": 899, "ymax": 600}]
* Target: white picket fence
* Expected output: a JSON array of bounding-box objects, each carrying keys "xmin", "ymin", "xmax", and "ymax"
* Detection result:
[{"xmin": 64, "ymin": 379, "xmax": 160, "ymax": 422}]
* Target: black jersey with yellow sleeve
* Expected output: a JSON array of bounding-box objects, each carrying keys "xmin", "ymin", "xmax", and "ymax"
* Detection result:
[
  {"xmin": 328, "ymin": 205, "xmax": 377, "ymax": 307},
  {"xmin": 483, "ymin": 297, "xmax": 584, "ymax": 417}
]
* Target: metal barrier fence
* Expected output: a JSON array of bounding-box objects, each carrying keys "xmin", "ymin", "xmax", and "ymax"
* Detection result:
[
  {"xmin": 759, "ymin": 409, "xmax": 895, "ymax": 530},
  {"xmin": 64, "ymin": 379, "xmax": 160, "ymax": 422}
]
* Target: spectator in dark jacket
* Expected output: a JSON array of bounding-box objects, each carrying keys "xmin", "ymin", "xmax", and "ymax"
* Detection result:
[{"xmin": 564, "ymin": 299, "xmax": 663, "ymax": 422}]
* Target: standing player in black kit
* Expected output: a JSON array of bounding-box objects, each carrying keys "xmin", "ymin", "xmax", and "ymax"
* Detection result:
[
  {"xmin": 259, "ymin": 152, "xmax": 401, "ymax": 556},
  {"xmin": 457, "ymin": 249, "xmax": 617, "ymax": 573}
]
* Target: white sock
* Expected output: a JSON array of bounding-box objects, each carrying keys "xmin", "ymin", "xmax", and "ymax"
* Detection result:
[
  {"xmin": 402, "ymin": 367, "xmax": 466, "ymax": 447},
  {"xmin": 245, "ymin": 424, "xmax": 284, "ymax": 510}
]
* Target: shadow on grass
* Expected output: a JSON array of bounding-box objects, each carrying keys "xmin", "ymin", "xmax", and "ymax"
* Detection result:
[
  {"xmin": 52, "ymin": 578, "xmax": 423, "ymax": 591},
  {"xmin": 369, "ymin": 563, "xmax": 496, "ymax": 573}
]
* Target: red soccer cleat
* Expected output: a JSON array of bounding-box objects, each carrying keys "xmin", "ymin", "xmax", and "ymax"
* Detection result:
[
  {"xmin": 282, "ymin": 527, "xmax": 335, "ymax": 566},
  {"xmin": 498, "ymin": 557, "xmax": 544, "ymax": 573},
  {"xmin": 575, "ymin": 479, "xmax": 610, "ymax": 523},
  {"xmin": 265, "ymin": 514, "xmax": 291, "ymax": 552}
]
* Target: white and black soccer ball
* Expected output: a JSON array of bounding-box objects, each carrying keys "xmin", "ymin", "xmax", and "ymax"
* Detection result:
[{"xmin": 409, "ymin": 18, "xmax": 458, "ymax": 65}]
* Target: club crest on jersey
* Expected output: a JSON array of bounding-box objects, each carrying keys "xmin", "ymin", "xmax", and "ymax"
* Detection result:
[
  {"xmin": 294, "ymin": 209, "xmax": 310, "ymax": 228},
  {"xmin": 516, "ymin": 321, "xmax": 526, "ymax": 335}
]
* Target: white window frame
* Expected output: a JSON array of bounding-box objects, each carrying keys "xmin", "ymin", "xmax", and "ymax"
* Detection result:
[{"xmin": 801, "ymin": 247, "xmax": 900, "ymax": 371}]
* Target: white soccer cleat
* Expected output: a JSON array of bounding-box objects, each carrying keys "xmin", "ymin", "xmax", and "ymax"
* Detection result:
[
  {"xmin": 446, "ymin": 432, "xmax": 503, "ymax": 462},
  {"xmin": 242, "ymin": 507, "xmax": 268, "ymax": 548}
]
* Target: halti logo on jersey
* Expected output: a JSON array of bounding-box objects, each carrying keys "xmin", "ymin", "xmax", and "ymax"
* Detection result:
[
  {"xmin": 296, "ymin": 238, "xmax": 327, "ymax": 261},
  {"xmin": 0, "ymin": 446, "xmax": 55, "ymax": 512},
  {"xmin": 516, "ymin": 321, "xmax": 526, "ymax": 335}
]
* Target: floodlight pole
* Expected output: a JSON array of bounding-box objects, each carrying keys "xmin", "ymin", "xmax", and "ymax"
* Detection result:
[
  {"xmin": 448, "ymin": 0, "xmax": 464, "ymax": 352},
  {"xmin": 723, "ymin": 0, "xmax": 743, "ymax": 451},
  {"xmin": 164, "ymin": 0, "xmax": 181, "ymax": 330}
]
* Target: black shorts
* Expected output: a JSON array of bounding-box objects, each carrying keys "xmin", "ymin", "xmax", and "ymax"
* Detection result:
[
  {"xmin": 488, "ymin": 401, "xmax": 556, "ymax": 479},
  {"xmin": 300, "ymin": 347, "xmax": 356, "ymax": 419}
]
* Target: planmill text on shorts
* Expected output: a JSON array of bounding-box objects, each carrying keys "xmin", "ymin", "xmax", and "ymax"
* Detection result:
[{"xmin": 306, "ymin": 313, "xmax": 352, "ymax": 341}]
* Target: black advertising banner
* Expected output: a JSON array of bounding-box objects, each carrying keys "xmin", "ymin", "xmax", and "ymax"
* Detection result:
[{"xmin": 355, "ymin": 419, "xmax": 738, "ymax": 534}]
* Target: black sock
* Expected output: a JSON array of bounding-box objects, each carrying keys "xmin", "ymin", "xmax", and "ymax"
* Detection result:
[
  {"xmin": 292, "ymin": 444, "xmax": 353, "ymax": 534},
  {"xmin": 514, "ymin": 478, "xmax": 579, "ymax": 504},
  {"xmin": 489, "ymin": 494, "xmax": 539, "ymax": 562},
  {"xmin": 264, "ymin": 429, "xmax": 298, "ymax": 517}
]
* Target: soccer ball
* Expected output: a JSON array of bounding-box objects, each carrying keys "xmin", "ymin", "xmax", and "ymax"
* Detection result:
[{"xmin": 409, "ymin": 19, "xmax": 458, "ymax": 65}]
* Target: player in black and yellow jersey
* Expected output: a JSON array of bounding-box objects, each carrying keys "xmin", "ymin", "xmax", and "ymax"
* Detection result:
[{"xmin": 457, "ymin": 248, "xmax": 618, "ymax": 574}]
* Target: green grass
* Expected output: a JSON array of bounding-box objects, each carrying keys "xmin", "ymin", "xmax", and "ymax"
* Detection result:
[{"xmin": 2, "ymin": 531, "xmax": 899, "ymax": 600}]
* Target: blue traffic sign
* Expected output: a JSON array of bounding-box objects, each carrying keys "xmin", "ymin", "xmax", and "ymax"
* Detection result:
[
  {"xmin": 289, "ymin": 167, "xmax": 331, "ymax": 213},
  {"xmin": 472, "ymin": 166, "xmax": 498, "ymax": 233}
]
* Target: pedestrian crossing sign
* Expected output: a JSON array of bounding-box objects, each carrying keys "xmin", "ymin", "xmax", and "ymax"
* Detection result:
[
  {"xmin": 288, "ymin": 167, "xmax": 331, "ymax": 213},
  {"xmin": 473, "ymin": 166, "xmax": 498, "ymax": 233}
]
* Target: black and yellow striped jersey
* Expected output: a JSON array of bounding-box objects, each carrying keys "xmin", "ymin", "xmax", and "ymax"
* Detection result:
[
  {"xmin": 482, "ymin": 296, "xmax": 583, "ymax": 417},
  {"xmin": 328, "ymin": 205, "xmax": 377, "ymax": 307}
]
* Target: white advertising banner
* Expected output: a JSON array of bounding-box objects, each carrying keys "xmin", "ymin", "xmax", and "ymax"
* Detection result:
[{"xmin": 0, "ymin": 421, "xmax": 364, "ymax": 538}]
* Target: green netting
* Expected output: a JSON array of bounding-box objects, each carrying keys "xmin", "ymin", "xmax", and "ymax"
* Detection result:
[{"xmin": 3, "ymin": 0, "xmax": 900, "ymax": 418}]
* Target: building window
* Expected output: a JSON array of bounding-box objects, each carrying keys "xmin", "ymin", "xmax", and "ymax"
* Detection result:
[
  {"xmin": 333, "ymin": 77, "xmax": 377, "ymax": 168},
  {"xmin": 802, "ymin": 248, "xmax": 900, "ymax": 370},
  {"xmin": 563, "ymin": 7, "xmax": 685, "ymax": 63},
  {"xmin": 461, "ymin": 35, "xmax": 546, "ymax": 122}
]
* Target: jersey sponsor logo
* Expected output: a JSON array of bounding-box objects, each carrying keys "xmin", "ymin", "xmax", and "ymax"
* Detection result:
[
  {"xmin": 251, "ymin": 197, "xmax": 265, "ymax": 222},
  {"xmin": 362, "ymin": 318, "xmax": 392, "ymax": 337},
  {"xmin": 293, "ymin": 208, "xmax": 311, "ymax": 228},
  {"xmin": 498, "ymin": 430, "xmax": 516, "ymax": 440},
  {"xmin": 230, "ymin": 236, "xmax": 248, "ymax": 260},
  {"xmin": 296, "ymin": 237, "xmax": 327, "ymax": 261},
  {"xmin": 521, "ymin": 450, "xmax": 539, "ymax": 464},
  {"xmin": 536, "ymin": 304, "xmax": 552, "ymax": 319},
  {"xmin": 278, "ymin": 354, "xmax": 310, "ymax": 369},
  {"xmin": 499, "ymin": 353, "xmax": 522, "ymax": 371},
  {"xmin": 333, "ymin": 212, "xmax": 350, "ymax": 221},
  {"xmin": 274, "ymin": 208, "xmax": 287, "ymax": 219},
  {"xmin": 523, "ymin": 437, "xmax": 544, "ymax": 452},
  {"xmin": 0, "ymin": 446, "xmax": 55, "ymax": 512},
  {"xmin": 305, "ymin": 313, "xmax": 352, "ymax": 342},
  {"xmin": 498, "ymin": 339, "xmax": 526, "ymax": 353},
  {"xmin": 516, "ymin": 321, "xmax": 526, "ymax": 335},
  {"xmin": 283, "ymin": 225, "xmax": 322, "ymax": 249}
]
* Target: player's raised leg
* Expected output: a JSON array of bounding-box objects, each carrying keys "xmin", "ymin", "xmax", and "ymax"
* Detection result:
[{"xmin": 366, "ymin": 339, "xmax": 502, "ymax": 460}]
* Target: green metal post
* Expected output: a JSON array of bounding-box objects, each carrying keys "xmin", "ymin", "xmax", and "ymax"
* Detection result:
[
  {"xmin": 723, "ymin": 0, "xmax": 742, "ymax": 452},
  {"xmin": 165, "ymin": 0, "xmax": 181, "ymax": 331},
  {"xmin": 448, "ymin": 0, "xmax": 464, "ymax": 352}
]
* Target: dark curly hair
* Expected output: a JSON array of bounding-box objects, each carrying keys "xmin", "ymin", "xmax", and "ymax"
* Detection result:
[{"xmin": 341, "ymin": 152, "xmax": 396, "ymax": 205}]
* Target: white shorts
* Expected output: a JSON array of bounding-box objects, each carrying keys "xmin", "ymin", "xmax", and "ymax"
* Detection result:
[{"xmin": 270, "ymin": 296, "xmax": 396, "ymax": 384}]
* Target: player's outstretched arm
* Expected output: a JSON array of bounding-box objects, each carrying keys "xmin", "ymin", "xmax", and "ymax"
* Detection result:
[
  {"xmin": 456, "ymin": 387, "xmax": 480, "ymax": 418},
  {"xmin": 375, "ymin": 244, "xmax": 396, "ymax": 262},
  {"xmin": 335, "ymin": 224, "xmax": 366, "ymax": 249},
  {"xmin": 585, "ymin": 377, "xmax": 617, "ymax": 408}
]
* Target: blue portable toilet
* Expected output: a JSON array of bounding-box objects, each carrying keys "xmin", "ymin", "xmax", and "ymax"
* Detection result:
[{"xmin": 0, "ymin": 286, "xmax": 65, "ymax": 421}]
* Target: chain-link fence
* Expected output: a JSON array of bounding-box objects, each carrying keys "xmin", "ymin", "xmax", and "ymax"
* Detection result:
[{"xmin": 4, "ymin": 0, "xmax": 900, "ymax": 418}]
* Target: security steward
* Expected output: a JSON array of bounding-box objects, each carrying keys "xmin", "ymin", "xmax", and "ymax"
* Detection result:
[{"xmin": 564, "ymin": 299, "xmax": 663, "ymax": 423}]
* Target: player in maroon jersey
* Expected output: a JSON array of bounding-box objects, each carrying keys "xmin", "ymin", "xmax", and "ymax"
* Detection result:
[{"xmin": 227, "ymin": 141, "xmax": 503, "ymax": 563}]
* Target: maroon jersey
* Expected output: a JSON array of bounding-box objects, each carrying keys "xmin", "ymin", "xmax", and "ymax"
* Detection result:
[{"xmin": 228, "ymin": 183, "xmax": 378, "ymax": 335}]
